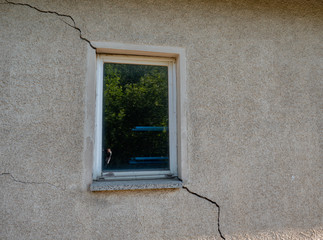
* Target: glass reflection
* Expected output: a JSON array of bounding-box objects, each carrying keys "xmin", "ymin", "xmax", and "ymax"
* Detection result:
[{"xmin": 102, "ymin": 63, "xmax": 169, "ymax": 171}]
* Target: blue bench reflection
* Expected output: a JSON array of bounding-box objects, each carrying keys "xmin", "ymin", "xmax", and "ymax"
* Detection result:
[
  {"xmin": 129, "ymin": 157, "xmax": 169, "ymax": 164},
  {"xmin": 132, "ymin": 126, "xmax": 168, "ymax": 132}
]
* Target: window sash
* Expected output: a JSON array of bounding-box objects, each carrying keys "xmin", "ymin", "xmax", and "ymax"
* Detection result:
[{"xmin": 93, "ymin": 55, "xmax": 177, "ymax": 180}]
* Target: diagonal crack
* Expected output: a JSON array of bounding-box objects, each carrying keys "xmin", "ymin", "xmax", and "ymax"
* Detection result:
[
  {"xmin": 3, "ymin": 0, "xmax": 96, "ymax": 49},
  {"xmin": 2, "ymin": 1, "xmax": 225, "ymax": 238},
  {"xmin": 182, "ymin": 186, "xmax": 226, "ymax": 240},
  {"xmin": 1, "ymin": 172, "xmax": 65, "ymax": 191}
]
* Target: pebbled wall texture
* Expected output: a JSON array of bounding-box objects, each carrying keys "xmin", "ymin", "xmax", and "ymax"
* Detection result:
[{"xmin": 0, "ymin": 0, "xmax": 322, "ymax": 239}]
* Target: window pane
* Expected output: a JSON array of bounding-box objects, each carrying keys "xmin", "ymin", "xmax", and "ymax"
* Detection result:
[{"xmin": 102, "ymin": 63, "xmax": 169, "ymax": 171}]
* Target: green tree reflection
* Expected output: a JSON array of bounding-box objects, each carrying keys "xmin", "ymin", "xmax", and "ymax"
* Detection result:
[{"xmin": 102, "ymin": 63, "xmax": 169, "ymax": 170}]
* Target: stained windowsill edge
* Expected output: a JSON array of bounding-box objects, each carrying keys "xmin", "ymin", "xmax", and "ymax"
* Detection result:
[{"xmin": 90, "ymin": 178, "xmax": 182, "ymax": 191}]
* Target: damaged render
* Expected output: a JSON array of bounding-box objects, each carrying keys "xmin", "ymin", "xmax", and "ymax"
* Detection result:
[
  {"xmin": 183, "ymin": 186, "xmax": 226, "ymax": 240},
  {"xmin": 1, "ymin": 170, "xmax": 226, "ymax": 239},
  {"xmin": 0, "ymin": 172, "xmax": 65, "ymax": 191},
  {"xmin": 3, "ymin": 0, "xmax": 96, "ymax": 49},
  {"xmin": 2, "ymin": 1, "xmax": 227, "ymax": 239}
]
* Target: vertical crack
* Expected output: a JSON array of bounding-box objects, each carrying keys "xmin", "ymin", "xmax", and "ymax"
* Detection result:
[
  {"xmin": 183, "ymin": 186, "xmax": 226, "ymax": 240},
  {"xmin": 3, "ymin": 0, "xmax": 96, "ymax": 49}
]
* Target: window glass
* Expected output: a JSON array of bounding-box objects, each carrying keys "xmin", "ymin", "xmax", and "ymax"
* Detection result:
[{"xmin": 102, "ymin": 63, "xmax": 169, "ymax": 171}]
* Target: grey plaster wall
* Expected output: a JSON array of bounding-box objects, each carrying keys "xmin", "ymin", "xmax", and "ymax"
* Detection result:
[{"xmin": 1, "ymin": 0, "xmax": 322, "ymax": 239}]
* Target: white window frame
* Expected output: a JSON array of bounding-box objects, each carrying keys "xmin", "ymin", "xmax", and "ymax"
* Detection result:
[{"xmin": 91, "ymin": 42, "xmax": 188, "ymax": 183}]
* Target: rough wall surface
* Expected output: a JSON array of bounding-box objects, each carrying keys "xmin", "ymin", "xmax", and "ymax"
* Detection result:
[{"xmin": 0, "ymin": 0, "xmax": 322, "ymax": 239}]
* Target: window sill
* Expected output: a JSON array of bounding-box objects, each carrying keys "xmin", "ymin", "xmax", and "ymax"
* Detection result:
[{"xmin": 90, "ymin": 178, "xmax": 182, "ymax": 191}]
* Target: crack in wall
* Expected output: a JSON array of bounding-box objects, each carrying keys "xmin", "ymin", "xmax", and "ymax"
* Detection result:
[
  {"xmin": 2, "ymin": 1, "xmax": 226, "ymax": 239},
  {"xmin": 183, "ymin": 186, "xmax": 226, "ymax": 240},
  {"xmin": 3, "ymin": 0, "xmax": 96, "ymax": 49},
  {"xmin": 0, "ymin": 172, "xmax": 65, "ymax": 191}
]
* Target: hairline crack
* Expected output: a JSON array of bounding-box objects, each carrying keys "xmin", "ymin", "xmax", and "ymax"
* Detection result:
[{"xmin": 1, "ymin": 172, "xmax": 65, "ymax": 191}]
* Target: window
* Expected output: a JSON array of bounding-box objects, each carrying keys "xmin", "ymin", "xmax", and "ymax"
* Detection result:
[{"xmin": 91, "ymin": 42, "xmax": 187, "ymax": 190}]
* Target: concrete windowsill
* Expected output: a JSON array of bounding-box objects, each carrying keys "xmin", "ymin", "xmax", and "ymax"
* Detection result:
[{"xmin": 90, "ymin": 178, "xmax": 182, "ymax": 191}]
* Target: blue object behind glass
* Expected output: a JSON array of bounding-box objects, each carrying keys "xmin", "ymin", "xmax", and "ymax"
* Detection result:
[{"xmin": 102, "ymin": 63, "xmax": 169, "ymax": 171}]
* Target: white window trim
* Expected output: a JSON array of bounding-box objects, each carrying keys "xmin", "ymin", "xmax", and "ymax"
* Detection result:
[
  {"xmin": 95, "ymin": 55, "xmax": 177, "ymax": 179},
  {"xmin": 91, "ymin": 42, "xmax": 188, "ymax": 184}
]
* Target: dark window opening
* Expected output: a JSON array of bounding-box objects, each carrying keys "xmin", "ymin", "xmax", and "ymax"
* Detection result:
[{"xmin": 102, "ymin": 63, "xmax": 169, "ymax": 171}]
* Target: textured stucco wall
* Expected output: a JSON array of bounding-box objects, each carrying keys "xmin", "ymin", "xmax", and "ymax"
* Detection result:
[{"xmin": 1, "ymin": 0, "xmax": 322, "ymax": 239}]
